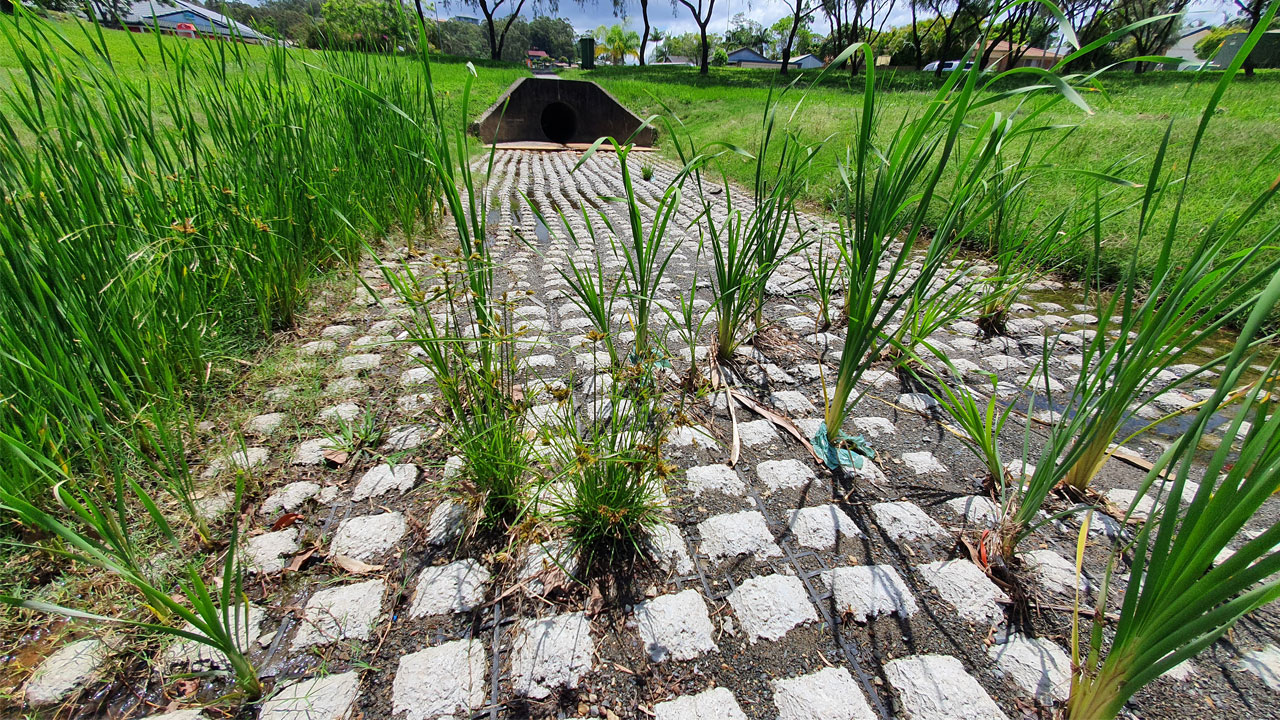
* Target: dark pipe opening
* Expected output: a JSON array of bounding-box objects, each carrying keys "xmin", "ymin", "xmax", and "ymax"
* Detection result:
[{"xmin": 540, "ymin": 101, "xmax": 577, "ymax": 144}]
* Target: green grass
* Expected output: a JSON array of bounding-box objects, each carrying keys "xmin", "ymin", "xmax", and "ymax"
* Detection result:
[
  {"xmin": 0, "ymin": 16, "xmax": 527, "ymax": 131},
  {"xmin": 0, "ymin": 13, "xmax": 528, "ymax": 506},
  {"xmin": 567, "ymin": 64, "xmax": 1280, "ymax": 284}
]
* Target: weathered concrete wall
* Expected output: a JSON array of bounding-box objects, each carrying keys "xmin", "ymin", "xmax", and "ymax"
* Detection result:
[{"xmin": 471, "ymin": 77, "xmax": 656, "ymax": 147}]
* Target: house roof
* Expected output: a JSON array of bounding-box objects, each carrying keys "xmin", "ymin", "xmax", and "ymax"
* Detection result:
[
  {"xmin": 791, "ymin": 53, "xmax": 821, "ymax": 64},
  {"xmin": 121, "ymin": 0, "xmax": 269, "ymax": 41},
  {"xmin": 727, "ymin": 46, "xmax": 771, "ymax": 63},
  {"xmin": 528, "ymin": 49, "xmax": 549, "ymax": 58},
  {"xmin": 986, "ymin": 40, "xmax": 1062, "ymax": 60},
  {"xmin": 662, "ymin": 55, "xmax": 692, "ymax": 64}
]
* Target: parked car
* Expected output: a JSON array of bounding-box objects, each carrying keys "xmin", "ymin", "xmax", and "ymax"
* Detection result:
[{"xmin": 922, "ymin": 60, "xmax": 974, "ymax": 72}]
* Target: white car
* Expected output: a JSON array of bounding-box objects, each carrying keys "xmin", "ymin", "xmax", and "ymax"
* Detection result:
[
  {"xmin": 922, "ymin": 60, "xmax": 973, "ymax": 72},
  {"xmin": 1179, "ymin": 60, "xmax": 1223, "ymax": 71}
]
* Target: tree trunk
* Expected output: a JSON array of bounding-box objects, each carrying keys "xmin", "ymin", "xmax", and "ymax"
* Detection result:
[
  {"xmin": 980, "ymin": 23, "xmax": 1011, "ymax": 70},
  {"xmin": 483, "ymin": 11, "xmax": 499, "ymax": 60},
  {"xmin": 935, "ymin": 21, "xmax": 952, "ymax": 78},
  {"xmin": 850, "ymin": 26, "xmax": 862, "ymax": 75},
  {"xmin": 699, "ymin": 23, "xmax": 710, "ymax": 74},
  {"xmin": 1243, "ymin": 2, "xmax": 1262, "ymax": 77},
  {"xmin": 848, "ymin": 2, "xmax": 860, "ymax": 77},
  {"xmin": 640, "ymin": 0, "xmax": 651, "ymax": 66},
  {"xmin": 495, "ymin": 0, "xmax": 526, "ymax": 63},
  {"xmin": 781, "ymin": 20, "xmax": 800, "ymax": 74},
  {"xmin": 910, "ymin": 2, "xmax": 922, "ymax": 70}
]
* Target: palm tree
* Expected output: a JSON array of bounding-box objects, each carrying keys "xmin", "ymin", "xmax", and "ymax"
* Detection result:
[{"xmin": 598, "ymin": 23, "xmax": 641, "ymax": 65}]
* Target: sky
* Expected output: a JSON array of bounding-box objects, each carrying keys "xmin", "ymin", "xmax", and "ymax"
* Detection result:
[{"xmin": 439, "ymin": 0, "xmax": 1235, "ymax": 46}]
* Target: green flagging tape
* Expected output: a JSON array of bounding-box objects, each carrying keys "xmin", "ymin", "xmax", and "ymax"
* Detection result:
[{"xmin": 812, "ymin": 422, "xmax": 875, "ymax": 471}]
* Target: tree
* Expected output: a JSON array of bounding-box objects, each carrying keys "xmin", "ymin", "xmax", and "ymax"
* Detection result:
[
  {"xmin": 457, "ymin": 0, "xmax": 535, "ymax": 60},
  {"xmin": 978, "ymin": 1, "xmax": 1053, "ymax": 69},
  {"xmin": 913, "ymin": 0, "xmax": 990, "ymax": 76},
  {"xmin": 318, "ymin": 0, "xmax": 409, "ymax": 50},
  {"xmin": 222, "ymin": 0, "xmax": 324, "ymax": 43},
  {"xmin": 1059, "ymin": 0, "xmax": 1123, "ymax": 69},
  {"xmin": 427, "ymin": 17, "xmax": 490, "ymax": 55},
  {"xmin": 529, "ymin": 15, "xmax": 577, "ymax": 60},
  {"xmin": 820, "ymin": 0, "xmax": 896, "ymax": 73},
  {"xmin": 1230, "ymin": 0, "xmax": 1270, "ymax": 75},
  {"xmin": 712, "ymin": 46, "xmax": 729, "ymax": 64},
  {"xmin": 497, "ymin": 17, "xmax": 532, "ymax": 61},
  {"xmin": 774, "ymin": 5, "xmax": 819, "ymax": 73},
  {"xmin": 645, "ymin": 26, "xmax": 666, "ymax": 63},
  {"xmin": 1194, "ymin": 25, "xmax": 1235, "ymax": 59},
  {"xmin": 725, "ymin": 13, "xmax": 769, "ymax": 52},
  {"xmin": 596, "ymin": 22, "xmax": 640, "ymax": 64},
  {"xmin": 637, "ymin": 0, "xmax": 653, "ymax": 64},
  {"xmin": 658, "ymin": 30, "xmax": 711, "ymax": 59},
  {"xmin": 1116, "ymin": 0, "xmax": 1188, "ymax": 73},
  {"xmin": 673, "ymin": 0, "xmax": 718, "ymax": 73}
]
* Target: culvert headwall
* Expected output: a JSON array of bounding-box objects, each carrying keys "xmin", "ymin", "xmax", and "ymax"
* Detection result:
[{"xmin": 471, "ymin": 77, "xmax": 656, "ymax": 147}]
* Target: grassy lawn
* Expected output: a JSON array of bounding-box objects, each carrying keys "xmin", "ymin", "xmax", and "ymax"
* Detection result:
[
  {"xmin": 566, "ymin": 65, "xmax": 1280, "ymax": 282},
  {"xmin": 0, "ymin": 15, "xmax": 528, "ymax": 123}
]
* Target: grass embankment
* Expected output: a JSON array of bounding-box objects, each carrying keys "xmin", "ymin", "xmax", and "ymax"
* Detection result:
[
  {"xmin": 0, "ymin": 14, "xmax": 527, "ymax": 508},
  {"xmin": 0, "ymin": 17, "xmax": 526, "ymax": 122},
  {"xmin": 0, "ymin": 14, "xmax": 528, "ymax": 698},
  {"xmin": 568, "ymin": 64, "xmax": 1280, "ymax": 283}
]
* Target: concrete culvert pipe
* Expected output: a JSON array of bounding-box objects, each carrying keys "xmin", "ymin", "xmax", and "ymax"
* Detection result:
[
  {"xmin": 540, "ymin": 101, "xmax": 577, "ymax": 144},
  {"xmin": 471, "ymin": 78, "xmax": 656, "ymax": 147}
]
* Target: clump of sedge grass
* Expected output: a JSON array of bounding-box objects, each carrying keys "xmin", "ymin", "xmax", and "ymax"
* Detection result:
[
  {"xmin": 548, "ymin": 362, "xmax": 669, "ymax": 572},
  {"xmin": 368, "ymin": 55, "xmax": 532, "ymax": 528}
]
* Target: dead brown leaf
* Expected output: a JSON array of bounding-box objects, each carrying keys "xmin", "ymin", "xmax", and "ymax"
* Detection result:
[
  {"xmin": 271, "ymin": 513, "xmax": 303, "ymax": 531},
  {"xmin": 284, "ymin": 548, "xmax": 316, "ymax": 573},
  {"xmin": 332, "ymin": 555, "xmax": 384, "ymax": 574}
]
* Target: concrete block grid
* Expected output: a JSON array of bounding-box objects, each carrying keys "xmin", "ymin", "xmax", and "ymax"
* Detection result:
[{"xmin": 24, "ymin": 149, "xmax": 1275, "ymax": 719}]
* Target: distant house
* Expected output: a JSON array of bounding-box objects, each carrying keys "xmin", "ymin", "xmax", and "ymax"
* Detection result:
[
  {"xmin": 789, "ymin": 53, "xmax": 823, "ymax": 69},
  {"xmin": 1212, "ymin": 30, "xmax": 1280, "ymax": 68},
  {"xmin": 120, "ymin": 0, "xmax": 272, "ymax": 44},
  {"xmin": 726, "ymin": 46, "xmax": 778, "ymax": 68},
  {"xmin": 1165, "ymin": 27, "xmax": 1215, "ymax": 63},
  {"xmin": 654, "ymin": 54, "xmax": 695, "ymax": 66},
  {"xmin": 453, "ymin": 16, "xmax": 481, "ymax": 25},
  {"xmin": 527, "ymin": 49, "xmax": 551, "ymax": 67},
  {"xmin": 984, "ymin": 41, "xmax": 1063, "ymax": 70}
]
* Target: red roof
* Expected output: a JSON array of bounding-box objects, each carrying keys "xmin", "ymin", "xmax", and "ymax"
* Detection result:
[{"xmin": 527, "ymin": 49, "xmax": 549, "ymax": 58}]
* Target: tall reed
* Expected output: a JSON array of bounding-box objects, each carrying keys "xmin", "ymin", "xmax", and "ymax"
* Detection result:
[
  {"xmin": 998, "ymin": 5, "xmax": 1280, "ymax": 558},
  {"xmin": 576, "ymin": 139, "xmax": 683, "ymax": 362},
  {"xmin": 364, "ymin": 53, "xmax": 536, "ymax": 527},
  {"xmin": 0, "ymin": 12, "xmax": 445, "ymax": 512},
  {"xmin": 1069, "ymin": 272, "xmax": 1280, "ymax": 719},
  {"xmin": 821, "ymin": 40, "xmax": 1077, "ymax": 449},
  {"xmin": 1, "ymin": 471, "xmax": 262, "ymax": 700}
]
